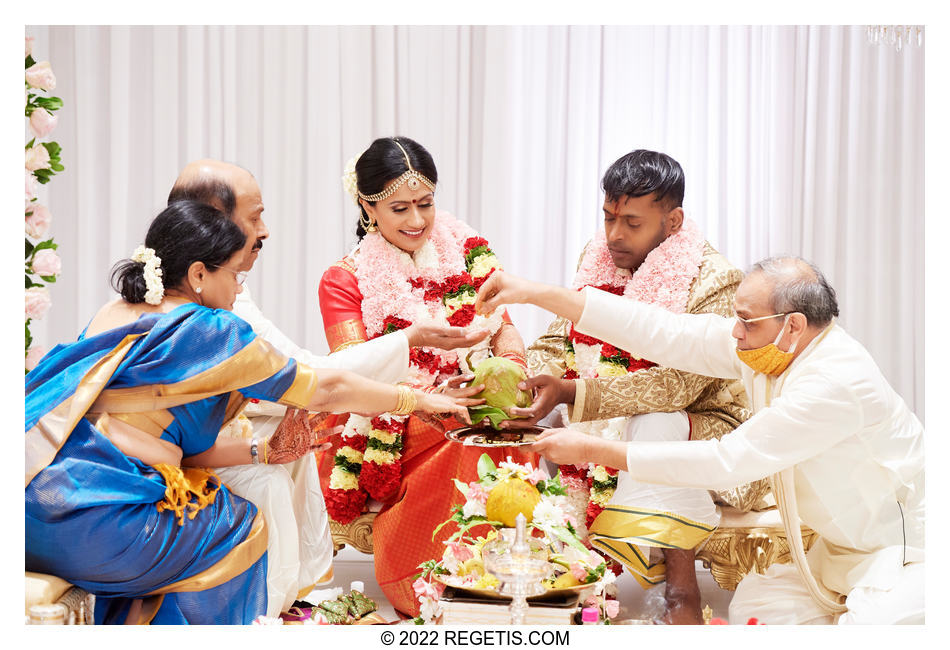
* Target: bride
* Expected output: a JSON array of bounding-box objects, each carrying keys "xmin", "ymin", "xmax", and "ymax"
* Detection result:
[{"xmin": 317, "ymin": 137, "xmax": 538, "ymax": 617}]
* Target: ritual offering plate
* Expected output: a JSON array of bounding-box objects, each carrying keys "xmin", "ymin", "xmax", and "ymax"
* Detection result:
[
  {"xmin": 445, "ymin": 425, "xmax": 547, "ymax": 447},
  {"xmin": 433, "ymin": 574, "xmax": 596, "ymax": 602}
]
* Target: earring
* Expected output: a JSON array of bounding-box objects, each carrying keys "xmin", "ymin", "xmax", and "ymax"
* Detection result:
[
  {"xmin": 359, "ymin": 209, "xmax": 378, "ymax": 233},
  {"xmin": 195, "ymin": 287, "xmax": 202, "ymax": 294}
]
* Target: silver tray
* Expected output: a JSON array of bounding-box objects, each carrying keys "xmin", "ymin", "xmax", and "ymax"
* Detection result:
[{"xmin": 444, "ymin": 424, "xmax": 547, "ymax": 447}]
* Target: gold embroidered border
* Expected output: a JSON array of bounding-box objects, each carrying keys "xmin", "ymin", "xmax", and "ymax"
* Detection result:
[
  {"xmin": 279, "ymin": 363, "xmax": 319, "ymax": 409},
  {"xmin": 145, "ymin": 511, "xmax": 267, "ymax": 595},
  {"xmin": 89, "ymin": 338, "xmax": 288, "ymax": 413},
  {"xmin": 26, "ymin": 333, "xmax": 145, "ymax": 487},
  {"xmin": 326, "ymin": 319, "xmax": 367, "ymax": 353},
  {"xmin": 589, "ymin": 505, "xmax": 717, "ymax": 551},
  {"xmin": 590, "ymin": 537, "xmax": 666, "ymax": 588}
]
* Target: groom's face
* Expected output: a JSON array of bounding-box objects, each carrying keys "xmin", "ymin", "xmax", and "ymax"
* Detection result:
[{"xmin": 603, "ymin": 193, "xmax": 679, "ymax": 272}]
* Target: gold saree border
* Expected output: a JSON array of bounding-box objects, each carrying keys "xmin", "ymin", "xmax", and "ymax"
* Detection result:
[
  {"xmin": 144, "ymin": 511, "xmax": 267, "ymax": 595},
  {"xmin": 279, "ymin": 363, "xmax": 319, "ymax": 409},
  {"xmin": 89, "ymin": 337, "xmax": 288, "ymax": 413},
  {"xmin": 326, "ymin": 318, "xmax": 367, "ymax": 353},
  {"xmin": 26, "ymin": 333, "xmax": 144, "ymax": 487},
  {"xmin": 589, "ymin": 505, "xmax": 717, "ymax": 551}
]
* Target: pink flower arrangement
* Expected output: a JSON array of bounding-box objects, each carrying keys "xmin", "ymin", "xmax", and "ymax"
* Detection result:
[
  {"xmin": 25, "ymin": 287, "xmax": 51, "ymax": 321},
  {"xmin": 32, "ymin": 249, "xmax": 61, "ymax": 277},
  {"xmin": 25, "ymin": 169, "xmax": 38, "ymax": 207},
  {"xmin": 29, "ymin": 107, "xmax": 58, "ymax": 139},
  {"xmin": 25, "ymin": 143, "xmax": 50, "ymax": 172},
  {"xmin": 26, "ymin": 204, "xmax": 51, "ymax": 239},
  {"xmin": 25, "ymin": 60, "xmax": 56, "ymax": 91},
  {"xmin": 466, "ymin": 481, "xmax": 489, "ymax": 504}
]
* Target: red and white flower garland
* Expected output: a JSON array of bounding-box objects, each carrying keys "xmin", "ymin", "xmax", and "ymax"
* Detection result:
[
  {"xmin": 558, "ymin": 219, "xmax": 706, "ymax": 527},
  {"xmin": 325, "ymin": 212, "xmax": 506, "ymax": 524}
]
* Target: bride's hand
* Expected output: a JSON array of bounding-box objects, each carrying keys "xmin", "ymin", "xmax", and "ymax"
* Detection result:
[
  {"xmin": 415, "ymin": 390, "xmax": 479, "ymax": 425},
  {"xmin": 403, "ymin": 323, "xmax": 490, "ymax": 351}
]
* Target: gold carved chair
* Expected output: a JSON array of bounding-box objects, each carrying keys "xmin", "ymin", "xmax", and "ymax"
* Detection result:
[{"xmin": 695, "ymin": 505, "xmax": 817, "ymax": 590}]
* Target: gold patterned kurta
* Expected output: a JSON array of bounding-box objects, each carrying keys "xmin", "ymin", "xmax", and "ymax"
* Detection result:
[{"xmin": 528, "ymin": 242, "xmax": 770, "ymax": 511}]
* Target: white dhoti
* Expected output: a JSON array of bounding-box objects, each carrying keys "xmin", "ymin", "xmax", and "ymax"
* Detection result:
[
  {"xmin": 729, "ymin": 560, "xmax": 925, "ymax": 625},
  {"xmin": 586, "ymin": 411, "xmax": 721, "ymax": 588},
  {"xmin": 215, "ymin": 410, "xmax": 334, "ymax": 617}
]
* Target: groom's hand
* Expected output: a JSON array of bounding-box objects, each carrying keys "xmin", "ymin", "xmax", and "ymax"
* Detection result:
[
  {"xmin": 475, "ymin": 271, "xmax": 533, "ymax": 315},
  {"xmin": 405, "ymin": 324, "xmax": 490, "ymax": 350},
  {"xmin": 500, "ymin": 375, "xmax": 576, "ymax": 429}
]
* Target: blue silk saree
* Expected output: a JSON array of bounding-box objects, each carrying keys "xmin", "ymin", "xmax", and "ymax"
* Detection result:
[{"xmin": 25, "ymin": 303, "xmax": 319, "ymax": 624}]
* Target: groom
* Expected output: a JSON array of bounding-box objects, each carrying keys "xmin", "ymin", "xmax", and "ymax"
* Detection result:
[{"xmin": 512, "ymin": 150, "xmax": 766, "ymax": 624}]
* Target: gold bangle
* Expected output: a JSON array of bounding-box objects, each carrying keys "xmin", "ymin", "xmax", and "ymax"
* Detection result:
[
  {"xmin": 392, "ymin": 385, "xmax": 417, "ymax": 416},
  {"xmin": 261, "ymin": 437, "xmax": 269, "ymax": 465}
]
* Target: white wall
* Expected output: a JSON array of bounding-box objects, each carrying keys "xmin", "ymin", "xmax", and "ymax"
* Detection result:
[{"xmin": 27, "ymin": 25, "xmax": 925, "ymax": 419}]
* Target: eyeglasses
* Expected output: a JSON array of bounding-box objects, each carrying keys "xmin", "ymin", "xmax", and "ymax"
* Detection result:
[
  {"xmin": 733, "ymin": 311, "xmax": 787, "ymax": 332},
  {"xmin": 210, "ymin": 265, "xmax": 248, "ymax": 285}
]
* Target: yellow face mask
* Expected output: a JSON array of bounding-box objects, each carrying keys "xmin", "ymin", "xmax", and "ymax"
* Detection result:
[{"xmin": 735, "ymin": 315, "xmax": 798, "ymax": 375}]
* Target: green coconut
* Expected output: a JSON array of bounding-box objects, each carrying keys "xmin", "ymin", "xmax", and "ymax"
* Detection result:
[{"xmin": 467, "ymin": 357, "xmax": 533, "ymax": 428}]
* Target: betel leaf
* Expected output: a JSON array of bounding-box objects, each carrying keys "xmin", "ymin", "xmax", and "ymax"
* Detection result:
[
  {"xmin": 547, "ymin": 524, "xmax": 589, "ymax": 553},
  {"xmin": 467, "ymin": 405, "xmax": 511, "ymax": 430},
  {"xmin": 476, "ymin": 453, "xmax": 496, "ymax": 481},
  {"xmin": 452, "ymin": 478, "xmax": 470, "ymax": 498}
]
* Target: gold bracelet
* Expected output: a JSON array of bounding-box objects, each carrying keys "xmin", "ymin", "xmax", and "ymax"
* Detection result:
[
  {"xmin": 261, "ymin": 437, "xmax": 269, "ymax": 465},
  {"xmin": 392, "ymin": 385, "xmax": 417, "ymax": 416}
]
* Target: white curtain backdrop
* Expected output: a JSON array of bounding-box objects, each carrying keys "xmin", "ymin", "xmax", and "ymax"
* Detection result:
[{"xmin": 26, "ymin": 25, "xmax": 924, "ymax": 419}]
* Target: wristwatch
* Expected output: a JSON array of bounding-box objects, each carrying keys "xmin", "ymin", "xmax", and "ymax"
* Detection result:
[{"xmin": 250, "ymin": 437, "xmax": 260, "ymax": 465}]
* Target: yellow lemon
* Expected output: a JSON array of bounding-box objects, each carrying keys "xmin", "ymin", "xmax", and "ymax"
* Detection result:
[
  {"xmin": 457, "ymin": 558, "xmax": 485, "ymax": 577},
  {"xmin": 485, "ymin": 477, "xmax": 541, "ymax": 527},
  {"xmin": 549, "ymin": 571, "xmax": 582, "ymax": 589}
]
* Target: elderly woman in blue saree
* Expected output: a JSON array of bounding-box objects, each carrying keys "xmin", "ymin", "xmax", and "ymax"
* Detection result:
[{"xmin": 25, "ymin": 201, "xmax": 475, "ymax": 624}]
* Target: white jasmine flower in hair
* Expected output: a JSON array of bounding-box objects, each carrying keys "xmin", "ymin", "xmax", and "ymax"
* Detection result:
[
  {"xmin": 341, "ymin": 155, "xmax": 360, "ymax": 205},
  {"xmin": 131, "ymin": 245, "xmax": 164, "ymax": 306}
]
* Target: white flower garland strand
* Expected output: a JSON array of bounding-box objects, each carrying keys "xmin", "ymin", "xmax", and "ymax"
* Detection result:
[{"xmin": 131, "ymin": 245, "xmax": 164, "ymax": 305}]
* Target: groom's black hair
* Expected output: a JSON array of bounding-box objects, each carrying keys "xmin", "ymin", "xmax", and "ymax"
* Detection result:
[{"xmin": 601, "ymin": 149, "xmax": 685, "ymax": 212}]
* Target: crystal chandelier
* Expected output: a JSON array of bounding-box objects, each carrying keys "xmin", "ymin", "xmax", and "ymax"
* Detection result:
[{"xmin": 866, "ymin": 26, "xmax": 924, "ymax": 52}]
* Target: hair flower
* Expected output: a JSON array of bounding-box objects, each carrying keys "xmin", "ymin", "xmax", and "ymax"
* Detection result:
[
  {"xmin": 131, "ymin": 245, "xmax": 165, "ymax": 305},
  {"xmin": 341, "ymin": 155, "xmax": 361, "ymax": 205}
]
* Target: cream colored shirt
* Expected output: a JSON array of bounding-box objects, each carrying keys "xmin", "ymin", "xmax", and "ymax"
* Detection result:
[
  {"xmin": 576, "ymin": 287, "xmax": 924, "ymax": 594},
  {"xmin": 231, "ymin": 284, "xmax": 409, "ymax": 434}
]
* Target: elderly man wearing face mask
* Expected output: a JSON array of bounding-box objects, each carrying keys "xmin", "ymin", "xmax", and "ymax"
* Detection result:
[{"xmin": 474, "ymin": 257, "xmax": 925, "ymax": 625}]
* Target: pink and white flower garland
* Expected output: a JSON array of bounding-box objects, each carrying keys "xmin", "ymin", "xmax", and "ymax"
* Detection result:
[{"xmin": 324, "ymin": 212, "xmax": 506, "ymax": 524}]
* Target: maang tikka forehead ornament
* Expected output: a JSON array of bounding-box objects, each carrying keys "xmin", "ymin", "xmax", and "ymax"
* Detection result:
[{"xmin": 357, "ymin": 139, "xmax": 436, "ymax": 203}]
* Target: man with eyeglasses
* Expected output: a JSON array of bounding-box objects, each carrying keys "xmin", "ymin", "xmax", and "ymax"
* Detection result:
[
  {"xmin": 166, "ymin": 160, "xmax": 489, "ymax": 617},
  {"xmin": 475, "ymin": 257, "xmax": 925, "ymax": 625}
]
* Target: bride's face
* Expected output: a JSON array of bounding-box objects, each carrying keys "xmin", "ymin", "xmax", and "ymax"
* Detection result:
[{"xmin": 362, "ymin": 183, "xmax": 436, "ymax": 253}]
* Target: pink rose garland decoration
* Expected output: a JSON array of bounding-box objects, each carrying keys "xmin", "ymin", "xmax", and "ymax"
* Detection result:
[{"xmin": 25, "ymin": 35, "xmax": 65, "ymax": 369}]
